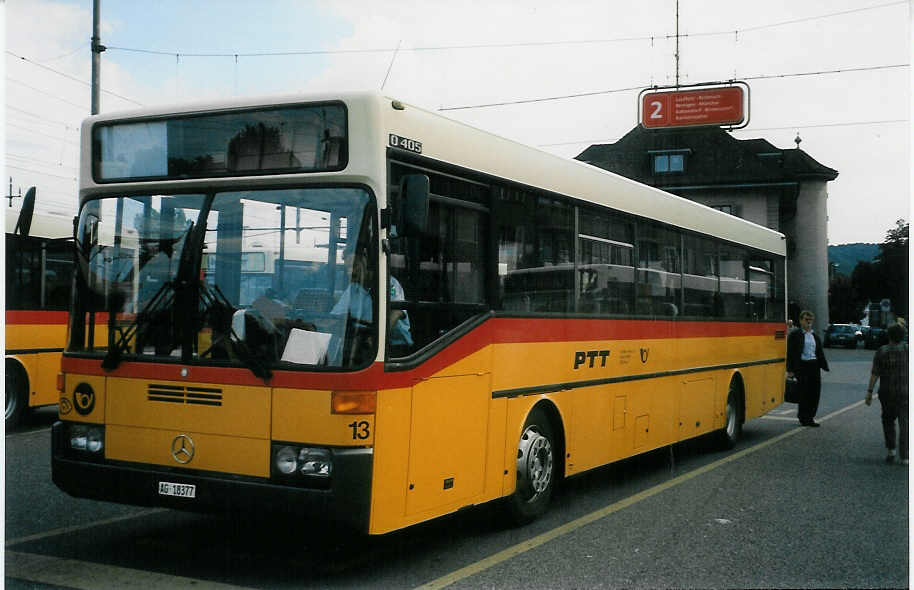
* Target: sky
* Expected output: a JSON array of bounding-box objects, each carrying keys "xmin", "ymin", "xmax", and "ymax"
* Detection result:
[{"xmin": 3, "ymin": 0, "xmax": 911, "ymax": 244}]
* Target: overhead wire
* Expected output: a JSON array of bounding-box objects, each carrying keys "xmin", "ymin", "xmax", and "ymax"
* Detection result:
[
  {"xmin": 6, "ymin": 77, "xmax": 90, "ymax": 110},
  {"xmin": 100, "ymin": 0, "xmax": 906, "ymax": 58},
  {"xmin": 7, "ymin": 105, "xmax": 81, "ymax": 130},
  {"xmin": 7, "ymin": 164, "xmax": 77, "ymax": 182},
  {"xmin": 538, "ymin": 118, "xmax": 910, "ymax": 148},
  {"xmin": 7, "ymin": 121, "xmax": 79, "ymax": 145},
  {"xmin": 439, "ymin": 63, "xmax": 910, "ymax": 111},
  {"xmin": 6, "ymin": 50, "xmax": 142, "ymax": 106},
  {"xmin": 5, "ymin": 0, "xmax": 905, "ymax": 121},
  {"xmin": 7, "ymin": 153, "xmax": 77, "ymax": 171}
]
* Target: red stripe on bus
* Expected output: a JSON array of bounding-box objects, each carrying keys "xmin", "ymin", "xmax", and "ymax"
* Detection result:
[
  {"xmin": 5, "ymin": 310, "xmax": 70, "ymax": 325},
  {"xmin": 494, "ymin": 318, "xmax": 781, "ymax": 342},
  {"xmin": 60, "ymin": 318, "xmax": 784, "ymax": 389},
  {"xmin": 60, "ymin": 355, "xmax": 392, "ymax": 389}
]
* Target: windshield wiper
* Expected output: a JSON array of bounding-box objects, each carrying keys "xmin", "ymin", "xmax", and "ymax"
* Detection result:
[
  {"xmin": 196, "ymin": 281, "xmax": 273, "ymax": 380},
  {"xmin": 101, "ymin": 279, "xmax": 176, "ymax": 370},
  {"xmin": 101, "ymin": 227, "xmax": 193, "ymax": 371}
]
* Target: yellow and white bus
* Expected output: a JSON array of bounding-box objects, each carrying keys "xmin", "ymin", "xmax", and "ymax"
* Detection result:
[
  {"xmin": 6, "ymin": 209, "xmax": 75, "ymax": 428},
  {"xmin": 53, "ymin": 91, "xmax": 787, "ymax": 534}
]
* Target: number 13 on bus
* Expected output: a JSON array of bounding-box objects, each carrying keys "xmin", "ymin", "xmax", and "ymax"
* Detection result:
[{"xmin": 53, "ymin": 91, "xmax": 787, "ymax": 535}]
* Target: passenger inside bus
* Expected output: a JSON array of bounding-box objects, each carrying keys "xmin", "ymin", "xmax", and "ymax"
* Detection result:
[{"xmin": 387, "ymin": 271, "xmax": 413, "ymax": 357}]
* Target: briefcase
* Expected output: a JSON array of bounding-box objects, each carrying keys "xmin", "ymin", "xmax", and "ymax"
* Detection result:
[{"xmin": 785, "ymin": 376, "xmax": 799, "ymax": 403}]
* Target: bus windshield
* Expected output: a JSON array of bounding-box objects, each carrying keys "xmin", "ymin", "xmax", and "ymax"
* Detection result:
[{"xmin": 68, "ymin": 187, "xmax": 377, "ymax": 373}]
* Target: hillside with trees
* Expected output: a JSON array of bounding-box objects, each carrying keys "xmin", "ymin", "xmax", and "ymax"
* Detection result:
[
  {"xmin": 828, "ymin": 243, "xmax": 879, "ymax": 276},
  {"xmin": 829, "ymin": 220, "xmax": 908, "ymax": 323}
]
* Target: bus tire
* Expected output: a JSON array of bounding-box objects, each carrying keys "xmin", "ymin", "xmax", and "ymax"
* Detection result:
[
  {"xmin": 5, "ymin": 361, "xmax": 28, "ymax": 430},
  {"xmin": 505, "ymin": 407, "xmax": 557, "ymax": 525},
  {"xmin": 717, "ymin": 382, "xmax": 743, "ymax": 450}
]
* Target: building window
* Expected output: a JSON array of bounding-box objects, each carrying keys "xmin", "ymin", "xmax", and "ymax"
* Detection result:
[
  {"xmin": 653, "ymin": 153, "xmax": 685, "ymax": 174},
  {"xmin": 711, "ymin": 204, "xmax": 733, "ymax": 215}
]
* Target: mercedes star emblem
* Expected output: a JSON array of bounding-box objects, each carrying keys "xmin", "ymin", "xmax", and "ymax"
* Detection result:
[{"xmin": 171, "ymin": 434, "xmax": 195, "ymax": 464}]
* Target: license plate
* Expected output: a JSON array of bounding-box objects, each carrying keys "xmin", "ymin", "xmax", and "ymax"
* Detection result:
[{"xmin": 158, "ymin": 481, "xmax": 196, "ymax": 498}]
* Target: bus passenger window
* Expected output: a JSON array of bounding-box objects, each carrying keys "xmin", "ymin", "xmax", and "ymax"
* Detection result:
[
  {"xmin": 683, "ymin": 236, "xmax": 719, "ymax": 318},
  {"xmin": 497, "ymin": 188, "xmax": 574, "ymax": 314},
  {"xmin": 636, "ymin": 223, "xmax": 681, "ymax": 317},
  {"xmin": 576, "ymin": 208, "xmax": 634, "ymax": 316},
  {"xmin": 720, "ymin": 245, "xmax": 748, "ymax": 318}
]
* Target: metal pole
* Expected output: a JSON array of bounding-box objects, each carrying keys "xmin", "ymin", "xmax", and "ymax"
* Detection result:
[
  {"xmin": 668, "ymin": 0, "xmax": 679, "ymax": 88},
  {"xmin": 91, "ymin": 0, "xmax": 105, "ymax": 114}
]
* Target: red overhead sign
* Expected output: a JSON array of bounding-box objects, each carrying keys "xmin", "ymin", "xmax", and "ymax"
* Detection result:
[{"xmin": 640, "ymin": 86, "xmax": 746, "ymax": 129}]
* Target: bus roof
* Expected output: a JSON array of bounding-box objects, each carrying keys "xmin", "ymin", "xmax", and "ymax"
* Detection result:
[
  {"xmin": 80, "ymin": 91, "xmax": 785, "ymax": 256},
  {"xmin": 379, "ymin": 94, "xmax": 785, "ymax": 256}
]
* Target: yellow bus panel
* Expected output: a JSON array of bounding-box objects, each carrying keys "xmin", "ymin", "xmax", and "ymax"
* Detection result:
[
  {"xmin": 106, "ymin": 424, "xmax": 270, "ymax": 477},
  {"xmin": 272, "ymin": 388, "xmax": 375, "ymax": 446},
  {"xmin": 105, "ymin": 378, "xmax": 270, "ymax": 439}
]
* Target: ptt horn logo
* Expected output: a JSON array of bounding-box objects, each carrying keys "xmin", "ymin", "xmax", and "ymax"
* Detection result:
[
  {"xmin": 58, "ymin": 397, "xmax": 73, "ymax": 415},
  {"xmin": 640, "ymin": 348, "xmax": 650, "ymax": 363},
  {"xmin": 73, "ymin": 383, "xmax": 96, "ymax": 415}
]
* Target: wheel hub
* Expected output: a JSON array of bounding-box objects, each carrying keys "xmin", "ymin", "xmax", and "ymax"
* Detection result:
[{"xmin": 517, "ymin": 425, "xmax": 553, "ymax": 497}]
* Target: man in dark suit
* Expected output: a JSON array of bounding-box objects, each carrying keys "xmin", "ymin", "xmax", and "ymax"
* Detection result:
[{"xmin": 787, "ymin": 310, "xmax": 830, "ymax": 426}]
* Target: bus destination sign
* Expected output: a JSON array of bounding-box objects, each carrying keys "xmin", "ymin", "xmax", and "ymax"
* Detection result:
[{"xmin": 640, "ymin": 85, "xmax": 747, "ymax": 129}]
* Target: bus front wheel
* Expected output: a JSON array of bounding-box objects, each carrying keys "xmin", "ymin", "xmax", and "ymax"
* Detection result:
[
  {"xmin": 506, "ymin": 407, "xmax": 556, "ymax": 525},
  {"xmin": 5, "ymin": 362, "xmax": 28, "ymax": 430}
]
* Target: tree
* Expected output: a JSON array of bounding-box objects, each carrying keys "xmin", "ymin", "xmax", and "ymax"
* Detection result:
[
  {"xmin": 873, "ymin": 219, "xmax": 909, "ymax": 318},
  {"xmin": 829, "ymin": 219, "xmax": 909, "ymax": 322},
  {"xmin": 828, "ymin": 273, "xmax": 857, "ymax": 322}
]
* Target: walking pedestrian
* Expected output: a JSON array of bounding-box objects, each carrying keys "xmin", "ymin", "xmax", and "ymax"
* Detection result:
[
  {"xmin": 786, "ymin": 310, "xmax": 829, "ymax": 427},
  {"xmin": 865, "ymin": 322, "xmax": 909, "ymax": 464}
]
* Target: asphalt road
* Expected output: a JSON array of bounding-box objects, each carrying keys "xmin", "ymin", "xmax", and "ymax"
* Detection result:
[{"xmin": 5, "ymin": 347, "xmax": 909, "ymax": 589}]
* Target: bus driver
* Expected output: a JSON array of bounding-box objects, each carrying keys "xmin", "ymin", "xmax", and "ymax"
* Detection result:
[{"xmin": 327, "ymin": 247, "xmax": 412, "ymax": 364}]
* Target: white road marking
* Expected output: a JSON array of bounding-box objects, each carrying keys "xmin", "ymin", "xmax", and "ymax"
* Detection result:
[
  {"xmin": 5, "ymin": 509, "xmax": 167, "ymax": 548},
  {"xmin": 5, "ymin": 551, "xmax": 254, "ymax": 589}
]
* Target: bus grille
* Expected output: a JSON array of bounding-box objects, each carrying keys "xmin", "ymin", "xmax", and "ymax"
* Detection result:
[{"xmin": 147, "ymin": 384, "xmax": 223, "ymax": 406}]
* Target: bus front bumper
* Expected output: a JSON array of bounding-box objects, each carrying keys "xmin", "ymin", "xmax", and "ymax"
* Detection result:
[{"xmin": 51, "ymin": 421, "xmax": 373, "ymax": 532}]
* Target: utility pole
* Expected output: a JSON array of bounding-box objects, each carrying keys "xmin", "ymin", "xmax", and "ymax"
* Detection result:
[
  {"xmin": 91, "ymin": 0, "xmax": 105, "ymax": 115},
  {"xmin": 674, "ymin": 0, "xmax": 680, "ymax": 87},
  {"xmin": 6, "ymin": 178, "xmax": 21, "ymax": 207}
]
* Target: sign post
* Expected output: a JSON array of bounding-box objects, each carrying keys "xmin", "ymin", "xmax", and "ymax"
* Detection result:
[{"xmin": 639, "ymin": 82, "xmax": 749, "ymax": 130}]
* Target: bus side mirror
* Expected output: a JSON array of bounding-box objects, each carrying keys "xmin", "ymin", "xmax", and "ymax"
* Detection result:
[{"xmin": 398, "ymin": 174, "xmax": 429, "ymax": 237}]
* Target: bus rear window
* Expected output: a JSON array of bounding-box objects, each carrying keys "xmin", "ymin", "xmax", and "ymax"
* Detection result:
[{"xmin": 94, "ymin": 103, "xmax": 347, "ymax": 181}]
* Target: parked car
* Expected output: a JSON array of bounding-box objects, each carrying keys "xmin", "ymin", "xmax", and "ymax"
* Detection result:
[
  {"xmin": 865, "ymin": 326, "xmax": 888, "ymax": 350},
  {"xmin": 824, "ymin": 323, "xmax": 859, "ymax": 348},
  {"xmin": 852, "ymin": 324, "xmax": 865, "ymax": 342}
]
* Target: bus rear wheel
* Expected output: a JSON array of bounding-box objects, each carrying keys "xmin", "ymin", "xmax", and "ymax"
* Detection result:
[
  {"xmin": 5, "ymin": 362, "xmax": 28, "ymax": 430},
  {"xmin": 717, "ymin": 384, "xmax": 743, "ymax": 449},
  {"xmin": 506, "ymin": 407, "xmax": 556, "ymax": 525}
]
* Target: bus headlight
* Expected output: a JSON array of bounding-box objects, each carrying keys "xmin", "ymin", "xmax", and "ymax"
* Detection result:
[
  {"xmin": 274, "ymin": 446, "xmax": 299, "ymax": 475},
  {"xmin": 69, "ymin": 424, "xmax": 105, "ymax": 454},
  {"xmin": 272, "ymin": 444, "xmax": 333, "ymax": 481},
  {"xmin": 299, "ymin": 448, "xmax": 332, "ymax": 476}
]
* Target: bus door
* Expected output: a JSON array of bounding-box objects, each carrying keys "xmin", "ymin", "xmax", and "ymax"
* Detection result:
[{"xmin": 389, "ymin": 171, "xmax": 494, "ymax": 516}]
